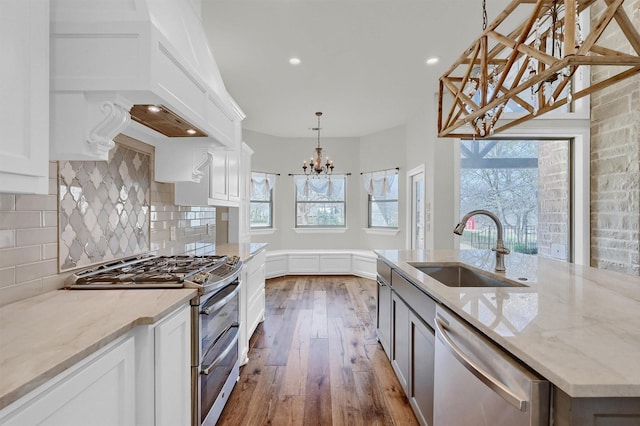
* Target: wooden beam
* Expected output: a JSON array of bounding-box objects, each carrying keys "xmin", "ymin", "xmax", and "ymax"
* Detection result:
[
  {"xmin": 606, "ymin": 0, "xmax": 640, "ymax": 55},
  {"xmin": 577, "ymin": 0, "xmax": 625, "ymax": 55},
  {"xmin": 564, "ymin": 0, "xmax": 577, "ymax": 56}
]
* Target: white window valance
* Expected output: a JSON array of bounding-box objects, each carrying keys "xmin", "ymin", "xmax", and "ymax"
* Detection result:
[
  {"xmin": 361, "ymin": 168, "xmax": 398, "ymax": 196},
  {"xmin": 294, "ymin": 175, "xmax": 346, "ymax": 199},
  {"xmin": 250, "ymin": 172, "xmax": 277, "ymax": 199}
]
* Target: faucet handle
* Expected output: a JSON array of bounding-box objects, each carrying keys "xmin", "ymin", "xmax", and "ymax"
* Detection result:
[{"xmin": 492, "ymin": 246, "xmax": 510, "ymax": 255}]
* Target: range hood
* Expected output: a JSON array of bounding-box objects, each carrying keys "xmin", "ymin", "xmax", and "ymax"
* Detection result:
[{"xmin": 50, "ymin": 0, "xmax": 244, "ymax": 182}]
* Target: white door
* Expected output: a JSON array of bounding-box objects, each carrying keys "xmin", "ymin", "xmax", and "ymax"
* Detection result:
[{"xmin": 408, "ymin": 168, "xmax": 425, "ymax": 250}]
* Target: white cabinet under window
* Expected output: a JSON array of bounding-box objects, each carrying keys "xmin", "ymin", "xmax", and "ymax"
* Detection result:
[{"xmin": 0, "ymin": 0, "xmax": 50, "ymax": 194}]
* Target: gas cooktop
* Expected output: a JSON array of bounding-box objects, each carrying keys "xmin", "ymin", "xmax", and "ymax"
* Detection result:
[{"xmin": 65, "ymin": 254, "xmax": 241, "ymax": 291}]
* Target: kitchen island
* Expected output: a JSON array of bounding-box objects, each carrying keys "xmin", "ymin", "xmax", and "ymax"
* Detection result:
[{"xmin": 376, "ymin": 249, "xmax": 640, "ymax": 424}]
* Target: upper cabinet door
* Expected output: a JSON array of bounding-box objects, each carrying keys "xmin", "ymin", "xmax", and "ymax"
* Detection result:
[{"xmin": 0, "ymin": 0, "xmax": 49, "ymax": 194}]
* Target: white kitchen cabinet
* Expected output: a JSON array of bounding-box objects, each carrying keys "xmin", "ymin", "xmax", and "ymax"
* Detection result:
[
  {"xmin": 174, "ymin": 148, "xmax": 241, "ymax": 207},
  {"xmin": 241, "ymin": 250, "xmax": 266, "ymax": 363},
  {"xmin": 0, "ymin": 335, "xmax": 137, "ymax": 426},
  {"xmin": 0, "ymin": 303, "xmax": 192, "ymax": 426},
  {"xmin": 210, "ymin": 149, "xmax": 240, "ymax": 205},
  {"xmin": 0, "ymin": 0, "xmax": 49, "ymax": 194},
  {"xmin": 154, "ymin": 304, "xmax": 192, "ymax": 426}
]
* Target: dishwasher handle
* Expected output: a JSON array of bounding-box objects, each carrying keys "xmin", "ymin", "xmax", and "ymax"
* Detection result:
[{"xmin": 435, "ymin": 317, "xmax": 528, "ymax": 411}]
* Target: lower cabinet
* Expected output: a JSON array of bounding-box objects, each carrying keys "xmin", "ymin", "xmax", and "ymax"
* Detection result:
[
  {"xmin": 0, "ymin": 304, "xmax": 191, "ymax": 426},
  {"xmin": 241, "ymin": 250, "xmax": 266, "ymax": 364},
  {"xmin": 409, "ymin": 310, "xmax": 435, "ymax": 426},
  {"xmin": 392, "ymin": 292, "xmax": 410, "ymax": 393},
  {"xmin": 376, "ymin": 277, "xmax": 392, "ymax": 357},
  {"xmin": 0, "ymin": 335, "xmax": 137, "ymax": 426},
  {"xmin": 153, "ymin": 305, "xmax": 192, "ymax": 426},
  {"xmin": 378, "ymin": 261, "xmax": 436, "ymax": 426}
]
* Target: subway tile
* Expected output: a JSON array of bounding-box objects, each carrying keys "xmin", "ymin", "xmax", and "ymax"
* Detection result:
[
  {"xmin": 0, "ymin": 211, "xmax": 41, "ymax": 230},
  {"xmin": 15, "ymin": 194, "xmax": 58, "ymax": 211},
  {"xmin": 0, "ymin": 195, "xmax": 16, "ymax": 211},
  {"xmin": 0, "ymin": 246, "xmax": 41, "ymax": 268},
  {"xmin": 0, "ymin": 267, "xmax": 15, "ymax": 288},
  {"xmin": 16, "ymin": 259, "xmax": 58, "ymax": 283},
  {"xmin": 43, "ymin": 211, "xmax": 58, "ymax": 227},
  {"xmin": 0, "ymin": 280, "xmax": 43, "ymax": 307},
  {"xmin": 42, "ymin": 243, "xmax": 58, "ymax": 260},
  {"xmin": 0, "ymin": 230, "xmax": 15, "ymax": 249},
  {"xmin": 17, "ymin": 227, "xmax": 58, "ymax": 246},
  {"xmin": 43, "ymin": 274, "xmax": 67, "ymax": 292}
]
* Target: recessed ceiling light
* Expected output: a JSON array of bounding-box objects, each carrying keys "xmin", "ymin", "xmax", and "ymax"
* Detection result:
[
  {"xmin": 147, "ymin": 105, "xmax": 161, "ymax": 113},
  {"xmin": 186, "ymin": 129, "xmax": 197, "ymax": 135},
  {"xmin": 425, "ymin": 57, "xmax": 439, "ymax": 65},
  {"xmin": 289, "ymin": 57, "xmax": 302, "ymax": 66}
]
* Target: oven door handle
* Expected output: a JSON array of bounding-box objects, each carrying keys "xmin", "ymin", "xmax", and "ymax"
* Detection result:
[
  {"xmin": 200, "ymin": 283, "xmax": 240, "ymax": 315},
  {"xmin": 200, "ymin": 325, "xmax": 239, "ymax": 375}
]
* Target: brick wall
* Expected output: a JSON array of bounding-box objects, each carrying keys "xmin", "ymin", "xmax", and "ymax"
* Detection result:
[
  {"xmin": 0, "ymin": 136, "xmax": 217, "ymax": 307},
  {"xmin": 590, "ymin": 0, "xmax": 640, "ymax": 275},
  {"xmin": 538, "ymin": 140, "xmax": 570, "ymax": 260}
]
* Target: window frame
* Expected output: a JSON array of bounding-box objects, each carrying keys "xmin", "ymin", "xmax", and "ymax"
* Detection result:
[
  {"xmin": 249, "ymin": 173, "xmax": 274, "ymax": 230},
  {"xmin": 368, "ymin": 195, "xmax": 399, "ymax": 229},
  {"xmin": 294, "ymin": 176, "xmax": 347, "ymax": 228}
]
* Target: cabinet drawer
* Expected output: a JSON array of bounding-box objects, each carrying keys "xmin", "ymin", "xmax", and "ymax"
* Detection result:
[
  {"xmin": 391, "ymin": 270, "xmax": 436, "ymax": 329},
  {"xmin": 377, "ymin": 258, "xmax": 392, "ymax": 284}
]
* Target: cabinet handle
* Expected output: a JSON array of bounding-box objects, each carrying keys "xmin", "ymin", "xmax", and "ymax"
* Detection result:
[{"xmin": 435, "ymin": 317, "xmax": 528, "ymax": 411}]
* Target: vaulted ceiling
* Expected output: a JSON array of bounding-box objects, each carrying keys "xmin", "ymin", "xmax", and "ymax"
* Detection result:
[{"xmin": 201, "ymin": 0, "xmax": 512, "ymax": 138}]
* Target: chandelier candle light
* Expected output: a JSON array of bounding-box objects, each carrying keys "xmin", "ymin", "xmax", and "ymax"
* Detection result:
[
  {"xmin": 303, "ymin": 112, "xmax": 334, "ymax": 176},
  {"xmin": 437, "ymin": 0, "xmax": 640, "ymax": 138}
]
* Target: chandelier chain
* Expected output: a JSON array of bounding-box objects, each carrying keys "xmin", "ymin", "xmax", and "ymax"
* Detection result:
[{"xmin": 482, "ymin": 0, "xmax": 487, "ymax": 31}]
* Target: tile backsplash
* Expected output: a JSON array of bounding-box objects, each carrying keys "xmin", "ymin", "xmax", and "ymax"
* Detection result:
[
  {"xmin": 58, "ymin": 144, "xmax": 151, "ymax": 270},
  {"xmin": 0, "ymin": 134, "xmax": 217, "ymax": 307}
]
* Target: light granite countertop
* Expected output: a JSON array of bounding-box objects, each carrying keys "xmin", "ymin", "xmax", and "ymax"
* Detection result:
[
  {"xmin": 213, "ymin": 242, "xmax": 268, "ymax": 262},
  {"xmin": 375, "ymin": 249, "xmax": 640, "ymax": 398},
  {"xmin": 0, "ymin": 288, "xmax": 196, "ymax": 410}
]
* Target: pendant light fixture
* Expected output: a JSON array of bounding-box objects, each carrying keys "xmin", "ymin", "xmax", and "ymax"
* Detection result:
[
  {"xmin": 437, "ymin": 0, "xmax": 640, "ymax": 138},
  {"xmin": 302, "ymin": 112, "xmax": 334, "ymax": 176}
]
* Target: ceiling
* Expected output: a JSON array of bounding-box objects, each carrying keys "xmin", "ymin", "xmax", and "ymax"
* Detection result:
[{"xmin": 201, "ymin": 0, "xmax": 511, "ymax": 138}]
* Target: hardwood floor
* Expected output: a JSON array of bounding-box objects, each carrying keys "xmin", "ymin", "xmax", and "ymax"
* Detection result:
[{"xmin": 218, "ymin": 275, "xmax": 418, "ymax": 426}]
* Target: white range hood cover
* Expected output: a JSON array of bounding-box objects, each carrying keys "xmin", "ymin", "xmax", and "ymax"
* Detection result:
[{"xmin": 50, "ymin": 0, "xmax": 244, "ymax": 168}]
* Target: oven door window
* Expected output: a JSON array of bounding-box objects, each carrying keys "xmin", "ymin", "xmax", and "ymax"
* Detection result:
[
  {"xmin": 200, "ymin": 281, "xmax": 240, "ymax": 356},
  {"xmin": 200, "ymin": 325, "xmax": 239, "ymax": 423}
]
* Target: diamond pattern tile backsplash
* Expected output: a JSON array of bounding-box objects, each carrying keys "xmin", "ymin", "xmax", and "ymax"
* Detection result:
[{"xmin": 59, "ymin": 144, "xmax": 150, "ymax": 271}]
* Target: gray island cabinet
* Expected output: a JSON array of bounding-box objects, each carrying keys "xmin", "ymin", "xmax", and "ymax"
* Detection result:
[{"xmin": 375, "ymin": 250, "xmax": 640, "ymax": 426}]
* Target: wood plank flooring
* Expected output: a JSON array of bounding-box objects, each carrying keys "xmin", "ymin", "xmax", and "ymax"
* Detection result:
[{"xmin": 218, "ymin": 275, "xmax": 418, "ymax": 426}]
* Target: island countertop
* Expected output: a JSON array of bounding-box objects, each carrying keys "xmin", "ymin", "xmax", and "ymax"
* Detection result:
[{"xmin": 375, "ymin": 249, "xmax": 640, "ymax": 398}]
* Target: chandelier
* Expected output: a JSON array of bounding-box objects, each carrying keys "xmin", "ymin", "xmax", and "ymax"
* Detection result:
[
  {"xmin": 302, "ymin": 112, "xmax": 334, "ymax": 176},
  {"xmin": 438, "ymin": 0, "xmax": 640, "ymax": 138}
]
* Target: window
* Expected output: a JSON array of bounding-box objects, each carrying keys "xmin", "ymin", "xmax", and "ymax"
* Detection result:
[
  {"xmin": 250, "ymin": 172, "xmax": 275, "ymax": 229},
  {"xmin": 459, "ymin": 138, "xmax": 571, "ymax": 260},
  {"xmin": 363, "ymin": 169, "xmax": 399, "ymax": 228},
  {"xmin": 295, "ymin": 176, "xmax": 346, "ymax": 227}
]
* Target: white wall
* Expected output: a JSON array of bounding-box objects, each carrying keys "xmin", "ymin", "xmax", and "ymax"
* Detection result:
[
  {"xmin": 244, "ymin": 130, "xmax": 364, "ymax": 250},
  {"xmin": 405, "ymin": 95, "xmax": 456, "ymax": 250}
]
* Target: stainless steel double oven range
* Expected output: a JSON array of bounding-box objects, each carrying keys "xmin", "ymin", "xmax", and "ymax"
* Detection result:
[{"xmin": 67, "ymin": 254, "xmax": 243, "ymax": 426}]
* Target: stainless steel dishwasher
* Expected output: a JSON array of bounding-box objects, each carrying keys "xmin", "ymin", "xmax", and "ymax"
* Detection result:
[{"xmin": 434, "ymin": 306, "xmax": 550, "ymax": 426}]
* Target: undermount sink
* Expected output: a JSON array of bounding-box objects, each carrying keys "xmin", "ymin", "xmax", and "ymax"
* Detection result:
[{"xmin": 408, "ymin": 263, "xmax": 527, "ymax": 288}]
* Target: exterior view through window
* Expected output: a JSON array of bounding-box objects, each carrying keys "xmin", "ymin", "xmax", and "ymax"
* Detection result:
[
  {"xmin": 250, "ymin": 172, "xmax": 274, "ymax": 229},
  {"xmin": 459, "ymin": 138, "xmax": 570, "ymax": 261},
  {"xmin": 365, "ymin": 169, "xmax": 399, "ymax": 228},
  {"xmin": 295, "ymin": 176, "xmax": 346, "ymax": 227}
]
